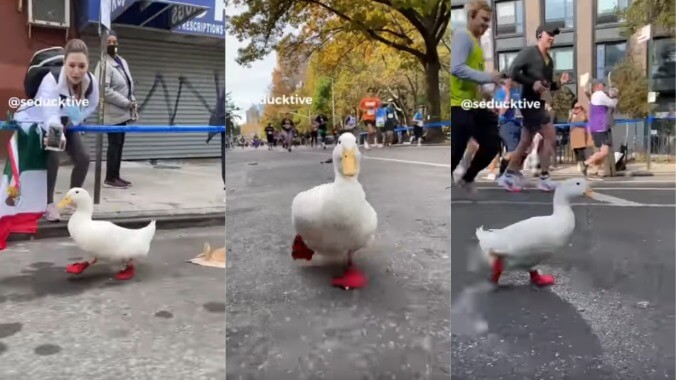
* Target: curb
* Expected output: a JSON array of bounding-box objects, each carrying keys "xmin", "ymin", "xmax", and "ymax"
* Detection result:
[{"xmin": 7, "ymin": 212, "xmax": 224, "ymax": 242}]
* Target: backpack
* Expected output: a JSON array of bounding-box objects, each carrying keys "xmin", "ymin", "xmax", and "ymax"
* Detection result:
[{"xmin": 24, "ymin": 47, "xmax": 93, "ymax": 101}]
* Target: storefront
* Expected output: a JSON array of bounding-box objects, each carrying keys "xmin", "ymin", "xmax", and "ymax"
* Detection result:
[{"xmin": 77, "ymin": 0, "xmax": 225, "ymax": 160}]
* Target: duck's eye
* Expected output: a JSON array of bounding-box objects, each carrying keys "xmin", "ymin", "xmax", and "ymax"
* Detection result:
[
  {"xmin": 75, "ymin": 190, "xmax": 79, "ymax": 194},
  {"xmin": 338, "ymin": 140, "xmax": 341, "ymax": 144}
]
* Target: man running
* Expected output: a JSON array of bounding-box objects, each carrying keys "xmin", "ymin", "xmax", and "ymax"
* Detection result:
[
  {"xmin": 264, "ymin": 122, "xmax": 275, "ymax": 150},
  {"xmin": 359, "ymin": 88, "xmax": 381, "ymax": 149},
  {"xmin": 280, "ymin": 113, "xmax": 295, "ymax": 152},
  {"xmin": 450, "ymin": 0, "xmax": 501, "ymax": 193},
  {"xmin": 494, "ymin": 77, "xmax": 522, "ymax": 176},
  {"xmin": 497, "ymin": 25, "xmax": 570, "ymax": 192},
  {"xmin": 315, "ymin": 113, "xmax": 329, "ymax": 149}
]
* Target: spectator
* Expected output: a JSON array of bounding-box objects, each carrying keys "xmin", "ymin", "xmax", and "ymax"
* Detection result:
[
  {"xmin": 568, "ymin": 101, "xmax": 592, "ymax": 173},
  {"xmin": 94, "ymin": 31, "xmax": 136, "ymax": 189},
  {"xmin": 15, "ymin": 39, "xmax": 99, "ymax": 222}
]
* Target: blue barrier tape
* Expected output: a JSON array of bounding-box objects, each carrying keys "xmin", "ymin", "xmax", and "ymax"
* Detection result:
[
  {"xmin": 0, "ymin": 121, "xmax": 225, "ymax": 133},
  {"xmin": 398, "ymin": 117, "xmax": 674, "ymax": 131},
  {"xmin": 356, "ymin": 120, "xmax": 451, "ymax": 136}
]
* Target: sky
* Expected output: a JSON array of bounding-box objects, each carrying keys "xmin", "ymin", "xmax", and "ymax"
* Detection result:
[{"xmin": 226, "ymin": 4, "xmax": 277, "ymax": 122}]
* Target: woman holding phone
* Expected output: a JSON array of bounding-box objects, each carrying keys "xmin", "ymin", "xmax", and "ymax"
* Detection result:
[{"xmin": 14, "ymin": 38, "xmax": 99, "ymax": 222}]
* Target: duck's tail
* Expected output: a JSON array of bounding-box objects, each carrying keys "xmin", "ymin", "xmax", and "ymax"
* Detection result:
[
  {"xmin": 140, "ymin": 220, "xmax": 157, "ymax": 241},
  {"xmin": 474, "ymin": 226, "xmax": 495, "ymax": 266}
]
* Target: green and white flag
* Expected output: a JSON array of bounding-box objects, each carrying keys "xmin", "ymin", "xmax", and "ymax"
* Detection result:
[{"xmin": 0, "ymin": 122, "xmax": 48, "ymax": 250}]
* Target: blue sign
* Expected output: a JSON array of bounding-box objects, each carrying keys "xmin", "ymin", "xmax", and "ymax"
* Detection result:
[
  {"xmin": 79, "ymin": 0, "xmax": 222, "ymax": 38},
  {"xmin": 172, "ymin": 0, "xmax": 224, "ymax": 38}
]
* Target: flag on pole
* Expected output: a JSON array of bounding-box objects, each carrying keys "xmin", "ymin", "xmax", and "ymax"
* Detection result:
[{"xmin": 0, "ymin": 122, "xmax": 48, "ymax": 250}]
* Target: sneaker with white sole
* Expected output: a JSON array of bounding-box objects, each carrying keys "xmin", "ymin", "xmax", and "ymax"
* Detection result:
[
  {"xmin": 537, "ymin": 176, "xmax": 558, "ymax": 192},
  {"xmin": 44, "ymin": 203, "xmax": 60, "ymax": 222},
  {"xmin": 497, "ymin": 172, "xmax": 522, "ymax": 192}
]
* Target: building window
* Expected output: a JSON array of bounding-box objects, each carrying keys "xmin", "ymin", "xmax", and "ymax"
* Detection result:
[
  {"xmin": 544, "ymin": 0, "xmax": 574, "ymax": 29},
  {"xmin": 496, "ymin": 1, "xmax": 523, "ymax": 36},
  {"xmin": 596, "ymin": 42, "xmax": 627, "ymax": 79},
  {"xmin": 498, "ymin": 51, "xmax": 519, "ymax": 72},
  {"xmin": 451, "ymin": 8, "xmax": 467, "ymax": 30},
  {"xmin": 651, "ymin": 37, "xmax": 676, "ymax": 93},
  {"xmin": 596, "ymin": 0, "xmax": 630, "ymax": 24},
  {"xmin": 551, "ymin": 47, "xmax": 575, "ymax": 78}
]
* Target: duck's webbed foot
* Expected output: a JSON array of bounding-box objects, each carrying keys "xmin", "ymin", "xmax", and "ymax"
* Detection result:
[
  {"xmin": 292, "ymin": 235, "xmax": 314, "ymax": 261},
  {"xmin": 65, "ymin": 258, "xmax": 97, "ymax": 275},
  {"xmin": 332, "ymin": 251, "xmax": 367, "ymax": 290},
  {"xmin": 529, "ymin": 270, "xmax": 555, "ymax": 286},
  {"xmin": 115, "ymin": 260, "xmax": 135, "ymax": 281}
]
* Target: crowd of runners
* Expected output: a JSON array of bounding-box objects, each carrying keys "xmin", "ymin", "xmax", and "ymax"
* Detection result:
[{"xmin": 451, "ymin": 0, "xmax": 621, "ymax": 195}]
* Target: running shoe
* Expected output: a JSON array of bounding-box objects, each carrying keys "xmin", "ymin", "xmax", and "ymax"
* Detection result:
[
  {"xmin": 497, "ymin": 172, "xmax": 523, "ymax": 192},
  {"xmin": 537, "ymin": 176, "xmax": 557, "ymax": 192}
]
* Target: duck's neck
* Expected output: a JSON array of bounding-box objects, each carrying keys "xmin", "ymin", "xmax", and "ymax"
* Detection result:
[
  {"xmin": 552, "ymin": 190, "xmax": 571, "ymax": 214},
  {"xmin": 333, "ymin": 167, "xmax": 359, "ymax": 184},
  {"xmin": 73, "ymin": 202, "xmax": 94, "ymax": 219}
]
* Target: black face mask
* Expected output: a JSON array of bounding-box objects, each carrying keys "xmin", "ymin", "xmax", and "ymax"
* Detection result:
[{"xmin": 107, "ymin": 45, "xmax": 118, "ymax": 56}]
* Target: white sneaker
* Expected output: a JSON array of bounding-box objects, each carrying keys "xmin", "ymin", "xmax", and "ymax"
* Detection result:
[
  {"xmin": 537, "ymin": 176, "xmax": 558, "ymax": 192},
  {"xmin": 44, "ymin": 203, "xmax": 60, "ymax": 222},
  {"xmin": 497, "ymin": 173, "xmax": 523, "ymax": 192},
  {"xmin": 485, "ymin": 173, "xmax": 496, "ymax": 181},
  {"xmin": 417, "ymin": 140, "xmax": 422, "ymax": 147}
]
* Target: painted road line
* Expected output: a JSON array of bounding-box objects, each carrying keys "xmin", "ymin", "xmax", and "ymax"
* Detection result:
[
  {"xmin": 363, "ymin": 156, "xmax": 450, "ymax": 168},
  {"xmin": 473, "ymin": 187, "xmax": 674, "ymax": 191},
  {"xmin": 587, "ymin": 192, "xmax": 644, "ymax": 206},
  {"xmin": 298, "ymin": 150, "xmax": 451, "ymax": 168},
  {"xmin": 451, "ymin": 200, "xmax": 676, "ymax": 207}
]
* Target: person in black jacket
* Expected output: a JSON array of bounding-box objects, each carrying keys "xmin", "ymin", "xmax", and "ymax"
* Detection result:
[{"xmin": 497, "ymin": 24, "xmax": 570, "ymax": 193}]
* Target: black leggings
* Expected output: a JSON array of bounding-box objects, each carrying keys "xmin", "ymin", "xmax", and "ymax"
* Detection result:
[
  {"xmin": 105, "ymin": 123, "xmax": 127, "ymax": 181},
  {"xmin": 47, "ymin": 131, "xmax": 90, "ymax": 204},
  {"xmin": 450, "ymin": 107, "xmax": 501, "ymax": 182},
  {"xmin": 573, "ymin": 148, "xmax": 586, "ymax": 162}
]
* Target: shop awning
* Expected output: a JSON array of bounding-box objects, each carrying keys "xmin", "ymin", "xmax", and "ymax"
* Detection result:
[{"xmin": 78, "ymin": 0, "xmax": 213, "ymax": 32}]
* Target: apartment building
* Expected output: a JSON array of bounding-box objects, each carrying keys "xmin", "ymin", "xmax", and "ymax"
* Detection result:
[{"xmin": 451, "ymin": 0, "xmax": 675, "ymax": 112}]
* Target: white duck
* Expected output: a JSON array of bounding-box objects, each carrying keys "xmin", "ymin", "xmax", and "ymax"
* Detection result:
[
  {"xmin": 475, "ymin": 178, "xmax": 593, "ymax": 286},
  {"xmin": 57, "ymin": 188, "xmax": 156, "ymax": 280},
  {"xmin": 291, "ymin": 132, "xmax": 377, "ymax": 289}
]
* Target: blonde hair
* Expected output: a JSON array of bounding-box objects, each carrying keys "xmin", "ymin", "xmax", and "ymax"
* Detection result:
[
  {"xmin": 466, "ymin": 0, "xmax": 492, "ymax": 19},
  {"xmin": 64, "ymin": 38, "xmax": 89, "ymax": 59}
]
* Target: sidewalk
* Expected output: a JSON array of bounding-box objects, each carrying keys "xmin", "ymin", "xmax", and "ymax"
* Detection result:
[{"xmin": 12, "ymin": 159, "xmax": 225, "ymax": 240}]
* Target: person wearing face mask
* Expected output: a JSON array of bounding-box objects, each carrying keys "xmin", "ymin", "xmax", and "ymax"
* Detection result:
[
  {"xmin": 13, "ymin": 39, "xmax": 100, "ymax": 222},
  {"xmin": 94, "ymin": 31, "xmax": 137, "ymax": 189}
]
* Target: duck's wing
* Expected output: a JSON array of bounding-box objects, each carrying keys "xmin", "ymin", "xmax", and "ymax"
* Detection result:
[
  {"xmin": 476, "ymin": 215, "xmax": 553, "ymax": 256},
  {"xmin": 291, "ymin": 183, "xmax": 331, "ymax": 228}
]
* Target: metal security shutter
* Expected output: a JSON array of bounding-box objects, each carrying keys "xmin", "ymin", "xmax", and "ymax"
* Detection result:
[{"xmin": 83, "ymin": 35, "xmax": 224, "ymax": 160}]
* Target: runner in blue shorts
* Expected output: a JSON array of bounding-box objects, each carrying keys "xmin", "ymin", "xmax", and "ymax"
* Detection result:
[{"xmin": 493, "ymin": 77, "xmax": 522, "ymax": 176}]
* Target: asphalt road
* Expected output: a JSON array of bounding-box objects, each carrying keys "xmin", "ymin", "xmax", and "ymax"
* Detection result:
[
  {"xmin": 0, "ymin": 227, "xmax": 226, "ymax": 380},
  {"xmin": 226, "ymin": 145, "xmax": 452, "ymax": 379},
  {"xmin": 451, "ymin": 178, "xmax": 676, "ymax": 380}
]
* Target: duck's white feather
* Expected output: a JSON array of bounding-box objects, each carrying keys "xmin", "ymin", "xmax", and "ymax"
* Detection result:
[
  {"xmin": 292, "ymin": 180, "xmax": 377, "ymax": 257},
  {"xmin": 62, "ymin": 188, "xmax": 156, "ymax": 263},
  {"xmin": 68, "ymin": 215, "xmax": 156, "ymax": 261},
  {"xmin": 474, "ymin": 178, "xmax": 589, "ymax": 271}
]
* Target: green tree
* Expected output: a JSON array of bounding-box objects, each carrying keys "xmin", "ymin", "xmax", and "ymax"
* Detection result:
[
  {"xmin": 226, "ymin": 92, "xmax": 241, "ymax": 135},
  {"xmin": 612, "ymin": 58, "xmax": 650, "ymax": 118},
  {"xmin": 228, "ymin": 0, "xmax": 449, "ymax": 137},
  {"xmin": 618, "ymin": 0, "xmax": 675, "ymax": 35},
  {"xmin": 312, "ymin": 77, "xmax": 332, "ymax": 116}
]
